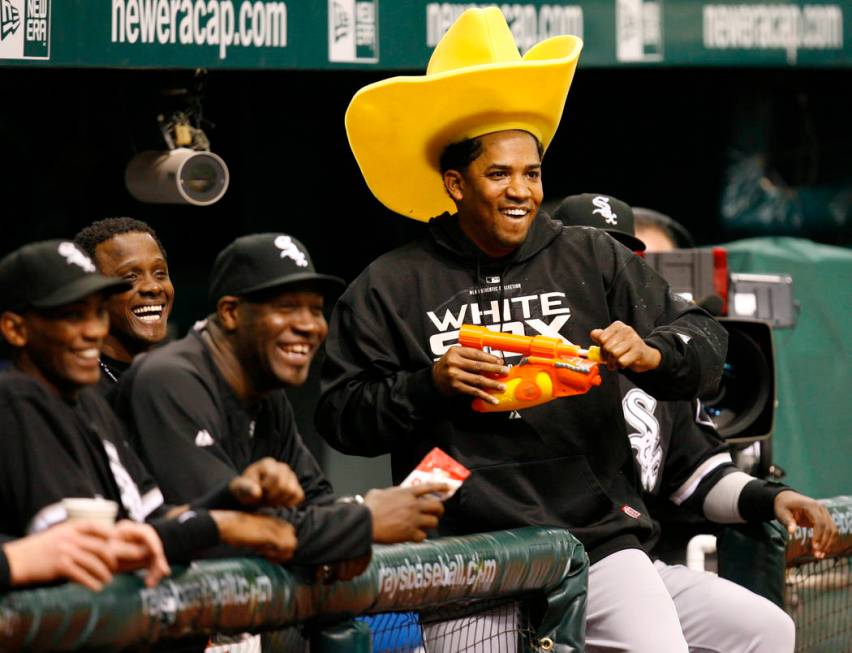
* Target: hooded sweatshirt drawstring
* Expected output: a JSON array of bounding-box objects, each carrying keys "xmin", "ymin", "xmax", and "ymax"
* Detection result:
[
  {"xmin": 428, "ymin": 211, "xmax": 564, "ymax": 362},
  {"xmin": 471, "ymin": 254, "xmax": 517, "ymax": 364}
]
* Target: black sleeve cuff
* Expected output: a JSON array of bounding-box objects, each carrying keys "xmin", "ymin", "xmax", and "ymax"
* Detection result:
[
  {"xmin": 290, "ymin": 503, "xmax": 373, "ymax": 566},
  {"xmin": 408, "ymin": 366, "xmax": 446, "ymax": 420},
  {"xmin": 738, "ymin": 480, "xmax": 791, "ymax": 523},
  {"xmin": 644, "ymin": 333, "xmax": 675, "ymax": 373},
  {"xmin": 189, "ymin": 479, "xmax": 244, "ymax": 511},
  {"xmin": 0, "ymin": 548, "xmax": 11, "ymax": 592},
  {"xmin": 623, "ymin": 333, "xmax": 702, "ymax": 401},
  {"xmin": 151, "ymin": 510, "xmax": 220, "ymax": 563}
]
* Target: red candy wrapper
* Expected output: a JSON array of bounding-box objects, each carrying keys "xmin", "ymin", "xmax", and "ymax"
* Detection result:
[{"xmin": 400, "ymin": 447, "xmax": 470, "ymax": 501}]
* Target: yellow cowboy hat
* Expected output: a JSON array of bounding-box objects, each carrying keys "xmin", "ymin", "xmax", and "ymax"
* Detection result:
[{"xmin": 345, "ymin": 7, "xmax": 583, "ymax": 221}]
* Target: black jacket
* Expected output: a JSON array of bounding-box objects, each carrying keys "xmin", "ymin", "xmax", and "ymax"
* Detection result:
[
  {"xmin": 619, "ymin": 377, "xmax": 787, "ymax": 551},
  {"xmin": 0, "ymin": 535, "xmax": 12, "ymax": 592},
  {"xmin": 115, "ymin": 328, "xmax": 373, "ymax": 566},
  {"xmin": 317, "ymin": 212, "xmax": 728, "ymax": 563},
  {"xmin": 621, "ymin": 377, "xmax": 733, "ymax": 509},
  {"xmin": 0, "ymin": 370, "xmax": 218, "ymax": 562}
]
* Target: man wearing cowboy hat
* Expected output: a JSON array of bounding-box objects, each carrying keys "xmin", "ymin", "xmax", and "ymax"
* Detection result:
[{"xmin": 317, "ymin": 8, "xmax": 730, "ymax": 651}]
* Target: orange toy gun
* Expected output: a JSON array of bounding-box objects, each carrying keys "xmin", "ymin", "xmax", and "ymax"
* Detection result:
[{"xmin": 458, "ymin": 324, "xmax": 603, "ymax": 413}]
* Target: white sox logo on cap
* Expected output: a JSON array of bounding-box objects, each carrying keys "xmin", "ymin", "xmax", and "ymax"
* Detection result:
[
  {"xmin": 57, "ymin": 242, "xmax": 96, "ymax": 273},
  {"xmin": 591, "ymin": 196, "xmax": 618, "ymax": 225},
  {"xmin": 274, "ymin": 235, "xmax": 308, "ymax": 268}
]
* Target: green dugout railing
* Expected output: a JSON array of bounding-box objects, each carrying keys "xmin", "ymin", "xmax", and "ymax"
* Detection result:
[
  {"xmin": 717, "ymin": 495, "xmax": 852, "ymax": 653},
  {"xmin": 0, "ymin": 526, "xmax": 588, "ymax": 652},
  {"xmin": 719, "ymin": 494, "xmax": 852, "ymax": 605}
]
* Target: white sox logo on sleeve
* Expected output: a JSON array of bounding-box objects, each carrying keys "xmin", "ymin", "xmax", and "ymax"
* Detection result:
[{"xmin": 622, "ymin": 388, "xmax": 662, "ymax": 493}]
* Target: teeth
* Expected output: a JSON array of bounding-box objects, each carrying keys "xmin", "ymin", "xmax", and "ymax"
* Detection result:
[
  {"xmin": 78, "ymin": 349, "xmax": 99, "ymax": 359},
  {"xmin": 281, "ymin": 344, "xmax": 310, "ymax": 355},
  {"xmin": 132, "ymin": 305, "xmax": 164, "ymax": 319},
  {"xmin": 504, "ymin": 209, "xmax": 527, "ymax": 216}
]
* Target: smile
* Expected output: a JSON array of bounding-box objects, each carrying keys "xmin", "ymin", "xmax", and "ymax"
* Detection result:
[
  {"xmin": 131, "ymin": 305, "xmax": 165, "ymax": 323},
  {"xmin": 501, "ymin": 208, "xmax": 529, "ymax": 218},
  {"xmin": 276, "ymin": 343, "xmax": 313, "ymax": 363},
  {"xmin": 75, "ymin": 348, "xmax": 99, "ymax": 360},
  {"xmin": 72, "ymin": 348, "xmax": 100, "ymax": 368}
]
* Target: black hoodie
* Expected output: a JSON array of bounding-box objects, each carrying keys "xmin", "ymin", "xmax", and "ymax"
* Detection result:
[{"xmin": 317, "ymin": 212, "xmax": 727, "ymax": 563}]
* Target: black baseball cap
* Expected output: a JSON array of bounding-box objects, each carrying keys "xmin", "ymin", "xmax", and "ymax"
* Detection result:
[
  {"xmin": 208, "ymin": 233, "xmax": 345, "ymax": 304},
  {"xmin": 554, "ymin": 193, "xmax": 646, "ymax": 252},
  {"xmin": 0, "ymin": 240, "xmax": 130, "ymax": 313}
]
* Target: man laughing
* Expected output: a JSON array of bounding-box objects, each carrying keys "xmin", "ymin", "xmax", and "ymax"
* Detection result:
[
  {"xmin": 117, "ymin": 233, "xmax": 446, "ymax": 579},
  {"xmin": 74, "ymin": 218, "xmax": 175, "ymax": 388}
]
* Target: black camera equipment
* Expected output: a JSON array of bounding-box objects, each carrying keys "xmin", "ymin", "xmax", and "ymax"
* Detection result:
[{"xmin": 642, "ymin": 248, "xmax": 794, "ymax": 447}]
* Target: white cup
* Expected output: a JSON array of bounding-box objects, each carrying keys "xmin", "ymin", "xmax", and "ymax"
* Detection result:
[{"xmin": 62, "ymin": 498, "xmax": 119, "ymax": 527}]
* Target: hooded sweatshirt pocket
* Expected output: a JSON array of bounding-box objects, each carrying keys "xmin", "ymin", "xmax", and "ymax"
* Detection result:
[{"xmin": 455, "ymin": 455, "xmax": 613, "ymax": 532}]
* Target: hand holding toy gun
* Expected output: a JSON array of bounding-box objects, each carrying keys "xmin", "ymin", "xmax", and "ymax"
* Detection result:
[{"xmin": 458, "ymin": 324, "xmax": 603, "ymax": 413}]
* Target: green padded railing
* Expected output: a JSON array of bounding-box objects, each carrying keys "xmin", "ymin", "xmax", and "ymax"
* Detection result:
[
  {"xmin": 717, "ymin": 494, "xmax": 852, "ymax": 653},
  {"xmin": 719, "ymin": 495, "xmax": 852, "ymax": 607},
  {"xmin": 0, "ymin": 526, "xmax": 588, "ymax": 652}
]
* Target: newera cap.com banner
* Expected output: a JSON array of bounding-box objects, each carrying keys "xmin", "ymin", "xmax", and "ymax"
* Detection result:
[{"xmin": 1, "ymin": 0, "xmax": 850, "ymax": 69}]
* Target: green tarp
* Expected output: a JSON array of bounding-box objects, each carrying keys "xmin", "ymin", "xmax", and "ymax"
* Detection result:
[{"xmin": 723, "ymin": 237, "xmax": 852, "ymax": 498}]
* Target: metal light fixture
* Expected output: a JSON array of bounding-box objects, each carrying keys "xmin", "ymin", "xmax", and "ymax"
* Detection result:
[
  {"xmin": 125, "ymin": 147, "xmax": 229, "ymax": 206},
  {"xmin": 125, "ymin": 72, "xmax": 229, "ymax": 207}
]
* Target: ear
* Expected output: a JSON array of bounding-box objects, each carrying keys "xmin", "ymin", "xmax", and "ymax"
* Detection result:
[
  {"xmin": 443, "ymin": 170, "xmax": 465, "ymax": 203},
  {"xmin": 0, "ymin": 311, "xmax": 27, "ymax": 349},
  {"xmin": 216, "ymin": 296, "xmax": 241, "ymax": 332}
]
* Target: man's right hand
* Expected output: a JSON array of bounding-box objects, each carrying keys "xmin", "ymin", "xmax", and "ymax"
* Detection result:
[
  {"xmin": 4, "ymin": 521, "xmax": 117, "ymax": 591},
  {"xmin": 229, "ymin": 457, "xmax": 305, "ymax": 509},
  {"xmin": 364, "ymin": 484, "xmax": 447, "ymax": 544},
  {"xmin": 210, "ymin": 511, "xmax": 298, "ymax": 563},
  {"xmin": 432, "ymin": 347, "xmax": 508, "ymax": 406},
  {"xmin": 590, "ymin": 321, "xmax": 661, "ymax": 372}
]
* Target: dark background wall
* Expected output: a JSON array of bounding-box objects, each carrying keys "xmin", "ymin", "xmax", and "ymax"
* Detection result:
[
  {"xmin": 2, "ymin": 67, "xmax": 849, "ymax": 319},
  {"xmin": 1, "ymin": 65, "xmax": 849, "ymax": 473}
]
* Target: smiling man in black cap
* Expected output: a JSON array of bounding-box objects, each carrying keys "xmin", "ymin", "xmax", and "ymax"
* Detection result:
[
  {"xmin": 118, "ymin": 233, "xmax": 446, "ymax": 578},
  {"xmin": 0, "ymin": 240, "xmax": 310, "ymax": 597},
  {"xmin": 0, "ymin": 241, "xmax": 164, "ymax": 556}
]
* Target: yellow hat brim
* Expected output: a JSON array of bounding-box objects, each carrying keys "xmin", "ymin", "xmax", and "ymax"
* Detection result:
[{"xmin": 346, "ymin": 35, "xmax": 583, "ymax": 221}]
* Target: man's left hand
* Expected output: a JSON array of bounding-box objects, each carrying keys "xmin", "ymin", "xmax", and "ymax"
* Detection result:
[
  {"xmin": 590, "ymin": 321, "xmax": 661, "ymax": 372},
  {"xmin": 774, "ymin": 491, "xmax": 838, "ymax": 559},
  {"xmin": 109, "ymin": 521, "xmax": 171, "ymax": 588}
]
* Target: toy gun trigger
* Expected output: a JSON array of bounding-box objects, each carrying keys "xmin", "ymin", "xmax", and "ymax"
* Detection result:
[{"xmin": 560, "ymin": 343, "xmax": 602, "ymax": 362}]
